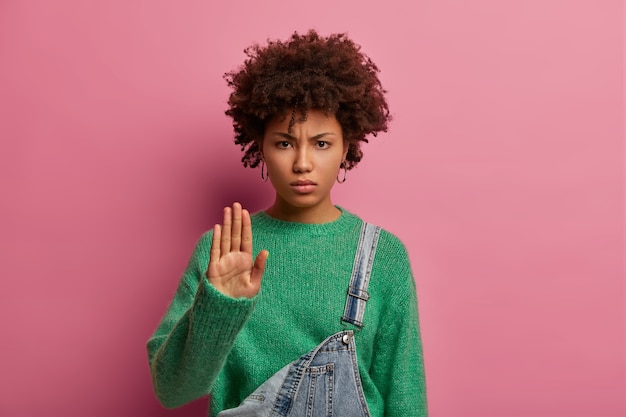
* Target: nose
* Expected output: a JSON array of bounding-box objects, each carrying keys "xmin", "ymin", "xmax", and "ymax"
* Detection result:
[{"xmin": 293, "ymin": 147, "xmax": 312, "ymax": 173}]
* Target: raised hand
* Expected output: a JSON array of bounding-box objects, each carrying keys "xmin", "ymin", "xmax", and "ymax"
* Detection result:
[{"xmin": 207, "ymin": 202, "xmax": 268, "ymax": 299}]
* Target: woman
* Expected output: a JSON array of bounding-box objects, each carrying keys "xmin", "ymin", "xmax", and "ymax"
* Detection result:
[{"xmin": 147, "ymin": 30, "xmax": 427, "ymax": 416}]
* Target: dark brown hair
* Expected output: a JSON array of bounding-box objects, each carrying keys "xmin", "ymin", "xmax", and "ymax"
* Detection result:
[{"xmin": 224, "ymin": 30, "xmax": 391, "ymax": 170}]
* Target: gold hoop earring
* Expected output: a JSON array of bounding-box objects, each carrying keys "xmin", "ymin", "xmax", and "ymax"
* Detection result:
[
  {"xmin": 336, "ymin": 161, "xmax": 347, "ymax": 184},
  {"xmin": 261, "ymin": 160, "xmax": 268, "ymax": 182}
]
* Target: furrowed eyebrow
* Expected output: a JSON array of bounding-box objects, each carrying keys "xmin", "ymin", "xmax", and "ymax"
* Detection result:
[
  {"xmin": 310, "ymin": 133, "xmax": 336, "ymax": 141},
  {"xmin": 272, "ymin": 132, "xmax": 297, "ymax": 140},
  {"xmin": 270, "ymin": 132, "xmax": 336, "ymax": 140}
]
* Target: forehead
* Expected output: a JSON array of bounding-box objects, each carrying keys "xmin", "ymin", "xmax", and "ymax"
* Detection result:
[{"xmin": 265, "ymin": 109, "xmax": 341, "ymax": 134}]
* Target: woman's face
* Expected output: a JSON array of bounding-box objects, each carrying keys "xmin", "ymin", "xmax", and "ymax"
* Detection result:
[{"xmin": 262, "ymin": 109, "xmax": 348, "ymax": 221}]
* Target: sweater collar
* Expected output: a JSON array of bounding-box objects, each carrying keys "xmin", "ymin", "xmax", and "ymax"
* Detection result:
[{"xmin": 251, "ymin": 206, "xmax": 359, "ymax": 236}]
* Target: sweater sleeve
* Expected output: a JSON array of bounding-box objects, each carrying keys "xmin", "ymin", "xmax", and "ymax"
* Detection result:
[
  {"xmin": 146, "ymin": 232, "xmax": 258, "ymax": 408},
  {"xmin": 370, "ymin": 240, "xmax": 428, "ymax": 416}
]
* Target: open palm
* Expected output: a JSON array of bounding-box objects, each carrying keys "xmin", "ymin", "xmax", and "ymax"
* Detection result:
[{"xmin": 207, "ymin": 202, "xmax": 267, "ymax": 299}]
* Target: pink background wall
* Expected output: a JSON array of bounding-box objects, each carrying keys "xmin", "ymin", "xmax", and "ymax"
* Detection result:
[{"xmin": 0, "ymin": 1, "xmax": 623, "ymax": 416}]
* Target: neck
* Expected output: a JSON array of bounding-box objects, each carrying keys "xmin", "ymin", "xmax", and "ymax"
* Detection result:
[{"xmin": 265, "ymin": 198, "xmax": 341, "ymax": 224}]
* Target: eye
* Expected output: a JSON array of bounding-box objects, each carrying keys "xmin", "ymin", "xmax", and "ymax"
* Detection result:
[
  {"xmin": 276, "ymin": 141, "xmax": 291, "ymax": 149},
  {"xmin": 316, "ymin": 140, "xmax": 330, "ymax": 149}
]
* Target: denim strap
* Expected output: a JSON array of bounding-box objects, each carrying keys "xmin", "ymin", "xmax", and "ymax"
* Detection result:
[{"xmin": 341, "ymin": 222, "xmax": 381, "ymax": 328}]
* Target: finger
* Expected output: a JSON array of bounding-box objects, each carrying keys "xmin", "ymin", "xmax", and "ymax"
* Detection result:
[
  {"xmin": 241, "ymin": 208, "xmax": 253, "ymax": 254},
  {"xmin": 220, "ymin": 206, "xmax": 232, "ymax": 255},
  {"xmin": 230, "ymin": 202, "xmax": 242, "ymax": 251},
  {"xmin": 209, "ymin": 224, "xmax": 221, "ymax": 265},
  {"xmin": 250, "ymin": 250, "xmax": 268, "ymax": 287}
]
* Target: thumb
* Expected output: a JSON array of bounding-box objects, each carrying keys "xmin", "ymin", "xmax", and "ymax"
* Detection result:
[{"xmin": 250, "ymin": 250, "xmax": 268, "ymax": 285}]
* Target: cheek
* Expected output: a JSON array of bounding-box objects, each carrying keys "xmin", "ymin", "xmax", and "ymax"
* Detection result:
[
  {"xmin": 264, "ymin": 155, "xmax": 287, "ymax": 175},
  {"xmin": 321, "ymin": 156, "xmax": 343, "ymax": 179}
]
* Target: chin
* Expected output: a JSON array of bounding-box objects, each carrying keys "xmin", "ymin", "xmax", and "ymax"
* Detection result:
[{"xmin": 281, "ymin": 196, "xmax": 323, "ymax": 209}]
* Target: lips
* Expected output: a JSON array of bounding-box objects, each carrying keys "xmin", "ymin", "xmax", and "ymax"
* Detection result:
[
  {"xmin": 291, "ymin": 180, "xmax": 316, "ymax": 186},
  {"xmin": 290, "ymin": 180, "xmax": 317, "ymax": 194}
]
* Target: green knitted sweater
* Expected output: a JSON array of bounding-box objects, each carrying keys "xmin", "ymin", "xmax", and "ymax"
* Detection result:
[{"xmin": 147, "ymin": 208, "xmax": 427, "ymax": 416}]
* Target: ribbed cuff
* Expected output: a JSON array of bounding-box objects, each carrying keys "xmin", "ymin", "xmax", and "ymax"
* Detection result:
[{"xmin": 190, "ymin": 277, "xmax": 258, "ymax": 344}]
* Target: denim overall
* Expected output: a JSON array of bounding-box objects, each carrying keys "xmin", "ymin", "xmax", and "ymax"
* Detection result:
[{"xmin": 218, "ymin": 222, "xmax": 381, "ymax": 417}]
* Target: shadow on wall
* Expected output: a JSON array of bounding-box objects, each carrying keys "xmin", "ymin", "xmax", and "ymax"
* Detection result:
[
  {"xmin": 205, "ymin": 168, "xmax": 273, "ymax": 219},
  {"xmin": 181, "ymin": 136, "xmax": 274, "ymax": 231}
]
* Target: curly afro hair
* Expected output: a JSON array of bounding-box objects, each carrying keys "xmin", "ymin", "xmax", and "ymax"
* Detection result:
[{"xmin": 224, "ymin": 29, "xmax": 391, "ymax": 170}]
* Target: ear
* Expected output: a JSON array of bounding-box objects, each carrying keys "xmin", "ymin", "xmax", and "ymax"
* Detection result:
[
  {"xmin": 256, "ymin": 138, "xmax": 264, "ymax": 156},
  {"xmin": 342, "ymin": 140, "xmax": 349, "ymax": 162}
]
